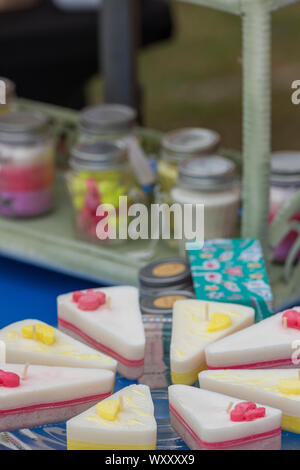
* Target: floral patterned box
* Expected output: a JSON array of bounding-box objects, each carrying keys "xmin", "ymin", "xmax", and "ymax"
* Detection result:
[{"xmin": 187, "ymin": 238, "xmax": 274, "ymax": 322}]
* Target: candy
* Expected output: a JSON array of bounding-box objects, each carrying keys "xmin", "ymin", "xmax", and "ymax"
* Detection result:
[
  {"xmin": 0, "ymin": 369, "xmax": 20, "ymax": 388},
  {"xmin": 35, "ymin": 324, "xmax": 56, "ymax": 346},
  {"xmin": 96, "ymin": 399, "xmax": 120, "ymax": 421},
  {"xmin": 21, "ymin": 323, "xmax": 56, "ymax": 346},
  {"xmin": 72, "ymin": 291, "xmax": 84, "ymax": 303},
  {"xmin": 282, "ymin": 310, "xmax": 300, "ymax": 330},
  {"xmin": 206, "ymin": 313, "xmax": 232, "ymax": 333},
  {"xmin": 230, "ymin": 402, "xmax": 266, "ymax": 422},
  {"xmin": 78, "ymin": 293, "xmax": 102, "ymax": 311}
]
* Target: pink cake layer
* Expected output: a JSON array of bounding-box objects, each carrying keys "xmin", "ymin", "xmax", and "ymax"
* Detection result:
[
  {"xmin": 0, "ymin": 391, "xmax": 111, "ymax": 433},
  {"xmin": 169, "ymin": 405, "xmax": 282, "ymax": 450},
  {"xmin": 58, "ymin": 317, "xmax": 144, "ymax": 368},
  {"xmin": 207, "ymin": 357, "xmax": 296, "ymax": 370}
]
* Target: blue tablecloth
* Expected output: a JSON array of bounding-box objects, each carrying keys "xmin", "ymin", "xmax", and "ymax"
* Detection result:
[{"xmin": 0, "ymin": 255, "xmax": 100, "ymax": 328}]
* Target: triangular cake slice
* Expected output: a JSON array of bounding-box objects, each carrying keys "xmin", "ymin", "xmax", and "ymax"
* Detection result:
[
  {"xmin": 169, "ymin": 385, "xmax": 281, "ymax": 450},
  {"xmin": 199, "ymin": 369, "xmax": 300, "ymax": 434},
  {"xmin": 67, "ymin": 384, "xmax": 157, "ymax": 450},
  {"xmin": 170, "ymin": 300, "xmax": 254, "ymax": 385},
  {"xmin": 0, "ymin": 364, "xmax": 114, "ymax": 432},
  {"xmin": 0, "ymin": 320, "xmax": 117, "ymax": 373},
  {"xmin": 57, "ymin": 286, "xmax": 145, "ymax": 380},
  {"xmin": 205, "ymin": 307, "xmax": 300, "ymax": 370}
]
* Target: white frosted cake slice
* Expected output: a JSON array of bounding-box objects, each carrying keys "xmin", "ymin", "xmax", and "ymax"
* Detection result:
[
  {"xmin": 67, "ymin": 384, "xmax": 157, "ymax": 450},
  {"xmin": 170, "ymin": 300, "xmax": 254, "ymax": 385},
  {"xmin": 169, "ymin": 385, "xmax": 281, "ymax": 450},
  {"xmin": 0, "ymin": 320, "xmax": 117, "ymax": 373},
  {"xmin": 0, "ymin": 364, "xmax": 114, "ymax": 432},
  {"xmin": 199, "ymin": 369, "xmax": 300, "ymax": 434},
  {"xmin": 57, "ymin": 286, "xmax": 145, "ymax": 379},
  {"xmin": 205, "ymin": 308, "xmax": 300, "ymax": 370}
]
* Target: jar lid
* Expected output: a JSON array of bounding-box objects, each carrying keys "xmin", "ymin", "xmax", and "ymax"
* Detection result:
[
  {"xmin": 139, "ymin": 258, "xmax": 192, "ymax": 289},
  {"xmin": 162, "ymin": 128, "xmax": 220, "ymax": 163},
  {"xmin": 0, "ymin": 111, "xmax": 49, "ymax": 144},
  {"xmin": 70, "ymin": 140, "xmax": 127, "ymax": 171},
  {"xmin": 178, "ymin": 156, "xmax": 238, "ymax": 191},
  {"xmin": 271, "ymin": 151, "xmax": 300, "ymax": 187},
  {"xmin": 80, "ymin": 104, "xmax": 137, "ymax": 136},
  {"xmin": 140, "ymin": 290, "xmax": 195, "ymax": 316}
]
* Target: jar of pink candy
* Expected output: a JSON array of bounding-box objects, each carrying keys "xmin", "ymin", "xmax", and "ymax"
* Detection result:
[
  {"xmin": 66, "ymin": 140, "xmax": 146, "ymax": 243},
  {"xmin": 269, "ymin": 151, "xmax": 300, "ymax": 261},
  {"xmin": 0, "ymin": 111, "xmax": 55, "ymax": 217}
]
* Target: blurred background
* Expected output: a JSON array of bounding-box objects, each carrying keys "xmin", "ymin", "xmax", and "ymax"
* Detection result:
[{"xmin": 1, "ymin": 0, "xmax": 300, "ymax": 151}]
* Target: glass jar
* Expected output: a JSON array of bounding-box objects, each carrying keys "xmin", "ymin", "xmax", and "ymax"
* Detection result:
[
  {"xmin": 0, "ymin": 77, "xmax": 16, "ymax": 115},
  {"xmin": 79, "ymin": 104, "xmax": 137, "ymax": 144},
  {"xmin": 66, "ymin": 140, "xmax": 146, "ymax": 243},
  {"xmin": 171, "ymin": 156, "xmax": 240, "ymax": 254},
  {"xmin": 0, "ymin": 111, "xmax": 55, "ymax": 218},
  {"xmin": 269, "ymin": 151, "xmax": 300, "ymax": 261},
  {"xmin": 158, "ymin": 128, "xmax": 221, "ymax": 196}
]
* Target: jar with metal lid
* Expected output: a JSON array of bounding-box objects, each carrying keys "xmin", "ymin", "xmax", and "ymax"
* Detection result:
[
  {"xmin": 158, "ymin": 128, "xmax": 221, "ymax": 195},
  {"xmin": 66, "ymin": 140, "xmax": 146, "ymax": 243},
  {"xmin": 0, "ymin": 78, "xmax": 16, "ymax": 115},
  {"xmin": 0, "ymin": 111, "xmax": 55, "ymax": 217},
  {"xmin": 79, "ymin": 104, "xmax": 137, "ymax": 143},
  {"xmin": 269, "ymin": 151, "xmax": 300, "ymax": 261},
  {"xmin": 171, "ymin": 156, "xmax": 240, "ymax": 253},
  {"xmin": 139, "ymin": 258, "xmax": 194, "ymax": 297}
]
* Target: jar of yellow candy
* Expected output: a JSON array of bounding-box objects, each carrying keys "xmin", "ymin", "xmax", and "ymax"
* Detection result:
[{"xmin": 66, "ymin": 140, "xmax": 145, "ymax": 243}]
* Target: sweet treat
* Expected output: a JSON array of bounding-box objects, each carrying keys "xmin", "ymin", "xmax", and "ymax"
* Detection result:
[
  {"xmin": 169, "ymin": 385, "xmax": 281, "ymax": 450},
  {"xmin": 0, "ymin": 364, "xmax": 114, "ymax": 432},
  {"xmin": 199, "ymin": 369, "xmax": 300, "ymax": 434},
  {"xmin": 0, "ymin": 320, "xmax": 117, "ymax": 373},
  {"xmin": 67, "ymin": 384, "xmax": 157, "ymax": 450},
  {"xmin": 170, "ymin": 300, "xmax": 254, "ymax": 385},
  {"xmin": 205, "ymin": 308, "xmax": 300, "ymax": 370},
  {"xmin": 57, "ymin": 286, "xmax": 145, "ymax": 379}
]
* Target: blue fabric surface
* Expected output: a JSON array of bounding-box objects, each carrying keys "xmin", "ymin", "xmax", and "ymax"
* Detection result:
[{"xmin": 0, "ymin": 255, "xmax": 101, "ymax": 329}]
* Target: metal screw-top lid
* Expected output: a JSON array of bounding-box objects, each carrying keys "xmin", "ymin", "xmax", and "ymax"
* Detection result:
[
  {"xmin": 178, "ymin": 155, "xmax": 239, "ymax": 191},
  {"xmin": 271, "ymin": 151, "xmax": 300, "ymax": 187},
  {"xmin": 80, "ymin": 104, "xmax": 137, "ymax": 136},
  {"xmin": 162, "ymin": 128, "xmax": 220, "ymax": 163},
  {"xmin": 139, "ymin": 258, "xmax": 192, "ymax": 289},
  {"xmin": 140, "ymin": 290, "xmax": 195, "ymax": 316},
  {"xmin": 0, "ymin": 111, "xmax": 49, "ymax": 144},
  {"xmin": 70, "ymin": 140, "xmax": 127, "ymax": 171}
]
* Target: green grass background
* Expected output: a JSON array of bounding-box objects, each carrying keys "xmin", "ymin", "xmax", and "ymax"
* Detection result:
[{"xmin": 91, "ymin": 1, "xmax": 300, "ymax": 152}]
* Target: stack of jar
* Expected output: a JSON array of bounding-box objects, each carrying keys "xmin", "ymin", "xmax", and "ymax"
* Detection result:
[
  {"xmin": 0, "ymin": 110, "xmax": 55, "ymax": 217},
  {"xmin": 139, "ymin": 258, "xmax": 195, "ymax": 320},
  {"xmin": 66, "ymin": 104, "xmax": 148, "ymax": 242},
  {"xmin": 158, "ymin": 127, "xmax": 221, "ymax": 196}
]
